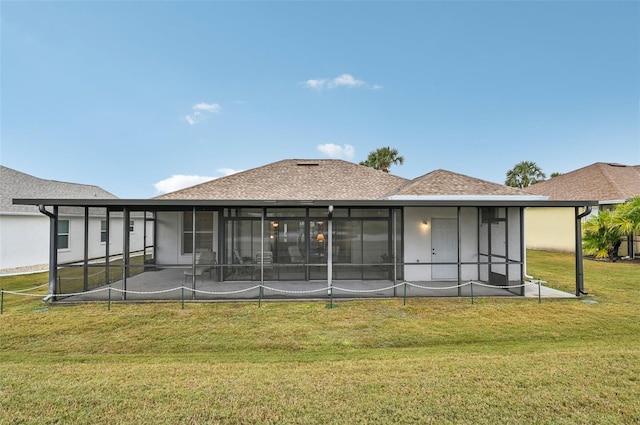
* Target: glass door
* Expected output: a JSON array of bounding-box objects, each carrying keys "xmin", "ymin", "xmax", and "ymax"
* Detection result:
[{"xmin": 309, "ymin": 220, "xmax": 327, "ymax": 280}]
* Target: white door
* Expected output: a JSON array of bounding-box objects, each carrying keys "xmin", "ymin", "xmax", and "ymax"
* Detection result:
[{"xmin": 431, "ymin": 218, "xmax": 458, "ymax": 280}]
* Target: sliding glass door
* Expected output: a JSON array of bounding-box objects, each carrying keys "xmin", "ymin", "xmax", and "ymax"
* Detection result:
[{"xmin": 223, "ymin": 207, "xmax": 401, "ymax": 282}]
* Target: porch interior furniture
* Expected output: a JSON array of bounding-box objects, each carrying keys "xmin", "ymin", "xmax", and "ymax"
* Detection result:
[
  {"xmin": 184, "ymin": 250, "xmax": 216, "ymax": 282},
  {"xmin": 233, "ymin": 249, "xmax": 251, "ymax": 279},
  {"xmin": 288, "ymin": 245, "xmax": 303, "ymax": 263},
  {"xmin": 255, "ymin": 251, "xmax": 274, "ymax": 278}
]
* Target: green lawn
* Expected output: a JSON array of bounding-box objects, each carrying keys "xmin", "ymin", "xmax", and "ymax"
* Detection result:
[{"xmin": 1, "ymin": 251, "xmax": 638, "ymax": 424}]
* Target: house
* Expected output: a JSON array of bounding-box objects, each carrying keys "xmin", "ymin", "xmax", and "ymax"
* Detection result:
[
  {"xmin": 0, "ymin": 165, "xmax": 149, "ymax": 275},
  {"xmin": 12, "ymin": 159, "xmax": 595, "ymax": 300},
  {"xmin": 525, "ymin": 162, "xmax": 640, "ymax": 258}
]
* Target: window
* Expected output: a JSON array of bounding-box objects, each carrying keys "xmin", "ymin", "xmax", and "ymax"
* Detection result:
[
  {"xmin": 183, "ymin": 212, "xmax": 214, "ymax": 254},
  {"xmin": 58, "ymin": 220, "xmax": 69, "ymax": 250},
  {"xmin": 101, "ymin": 220, "xmax": 107, "ymax": 243}
]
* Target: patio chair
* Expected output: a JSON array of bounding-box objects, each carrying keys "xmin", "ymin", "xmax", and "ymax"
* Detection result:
[
  {"xmin": 233, "ymin": 249, "xmax": 251, "ymax": 279},
  {"xmin": 255, "ymin": 251, "xmax": 274, "ymax": 278},
  {"xmin": 288, "ymin": 245, "xmax": 303, "ymax": 263},
  {"xmin": 184, "ymin": 250, "xmax": 216, "ymax": 282}
]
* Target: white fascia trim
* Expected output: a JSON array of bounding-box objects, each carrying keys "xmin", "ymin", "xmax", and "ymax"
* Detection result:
[{"xmin": 599, "ymin": 199, "xmax": 628, "ymax": 205}]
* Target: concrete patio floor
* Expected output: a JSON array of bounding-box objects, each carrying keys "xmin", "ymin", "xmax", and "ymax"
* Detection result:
[{"xmin": 56, "ymin": 268, "xmax": 576, "ymax": 302}]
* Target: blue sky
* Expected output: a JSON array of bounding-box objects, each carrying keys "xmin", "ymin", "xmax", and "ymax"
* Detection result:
[{"xmin": 2, "ymin": 1, "xmax": 639, "ymax": 198}]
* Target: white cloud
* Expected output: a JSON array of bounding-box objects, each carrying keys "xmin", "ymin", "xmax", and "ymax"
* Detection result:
[
  {"xmin": 317, "ymin": 143, "xmax": 355, "ymax": 160},
  {"xmin": 216, "ymin": 167, "xmax": 244, "ymax": 176},
  {"xmin": 154, "ymin": 168, "xmax": 244, "ymax": 194},
  {"xmin": 303, "ymin": 74, "xmax": 380, "ymax": 91},
  {"xmin": 193, "ymin": 102, "xmax": 221, "ymax": 113},
  {"xmin": 185, "ymin": 102, "xmax": 221, "ymax": 125},
  {"xmin": 304, "ymin": 78, "xmax": 328, "ymax": 91},
  {"xmin": 154, "ymin": 175, "xmax": 215, "ymax": 194},
  {"xmin": 328, "ymin": 74, "xmax": 364, "ymax": 88}
]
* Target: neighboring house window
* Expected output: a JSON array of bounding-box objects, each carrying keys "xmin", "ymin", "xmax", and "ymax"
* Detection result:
[
  {"xmin": 58, "ymin": 220, "xmax": 69, "ymax": 250},
  {"xmin": 101, "ymin": 220, "xmax": 134, "ymax": 240},
  {"xmin": 183, "ymin": 212, "xmax": 214, "ymax": 254}
]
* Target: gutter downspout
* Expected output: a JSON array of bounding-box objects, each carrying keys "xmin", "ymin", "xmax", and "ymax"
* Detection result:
[
  {"xmin": 38, "ymin": 205, "xmax": 58, "ymax": 303},
  {"xmin": 575, "ymin": 206, "xmax": 593, "ymax": 296}
]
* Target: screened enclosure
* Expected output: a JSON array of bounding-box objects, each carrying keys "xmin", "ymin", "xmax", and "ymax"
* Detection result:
[
  {"xmin": 34, "ymin": 202, "xmax": 545, "ymax": 302},
  {"xmin": 52, "ymin": 206, "xmax": 154, "ymax": 297}
]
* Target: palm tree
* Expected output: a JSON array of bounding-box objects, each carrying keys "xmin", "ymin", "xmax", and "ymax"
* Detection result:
[
  {"xmin": 505, "ymin": 161, "xmax": 546, "ymax": 188},
  {"xmin": 583, "ymin": 197, "xmax": 640, "ymax": 261},
  {"xmin": 582, "ymin": 210, "xmax": 623, "ymax": 260},
  {"xmin": 612, "ymin": 196, "xmax": 640, "ymax": 237},
  {"xmin": 359, "ymin": 147, "xmax": 404, "ymax": 173}
]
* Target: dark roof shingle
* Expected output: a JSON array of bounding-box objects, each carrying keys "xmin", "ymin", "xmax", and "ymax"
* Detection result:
[
  {"xmin": 157, "ymin": 161, "xmax": 534, "ymax": 201},
  {"xmin": 1, "ymin": 165, "xmax": 117, "ymax": 213},
  {"xmin": 156, "ymin": 159, "xmax": 410, "ymax": 200},
  {"xmin": 525, "ymin": 162, "xmax": 640, "ymax": 201},
  {"xmin": 393, "ymin": 169, "xmax": 527, "ymax": 196}
]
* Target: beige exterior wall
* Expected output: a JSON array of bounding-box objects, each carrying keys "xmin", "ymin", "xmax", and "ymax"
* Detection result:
[
  {"xmin": 526, "ymin": 206, "xmax": 637, "ymax": 258},
  {"xmin": 525, "ymin": 207, "xmax": 577, "ymax": 252}
]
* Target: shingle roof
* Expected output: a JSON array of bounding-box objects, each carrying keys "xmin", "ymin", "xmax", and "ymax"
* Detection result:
[
  {"xmin": 11, "ymin": 160, "xmax": 588, "ymax": 209},
  {"xmin": 525, "ymin": 162, "xmax": 640, "ymax": 202},
  {"xmin": 393, "ymin": 169, "xmax": 527, "ymax": 196},
  {"xmin": 156, "ymin": 159, "xmax": 410, "ymax": 200},
  {"xmin": 156, "ymin": 161, "xmax": 531, "ymax": 201},
  {"xmin": 1, "ymin": 165, "xmax": 117, "ymax": 213}
]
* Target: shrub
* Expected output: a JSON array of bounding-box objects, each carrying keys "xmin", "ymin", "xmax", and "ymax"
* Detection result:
[{"xmin": 583, "ymin": 197, "xmax": 640, "ymax": 261}]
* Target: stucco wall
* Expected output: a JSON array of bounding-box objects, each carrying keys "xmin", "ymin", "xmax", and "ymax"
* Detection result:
[
  {"xmin": 525, "ymin": 207, "xmax": 577, "ymax": 252},
  {"xmin": 156, "ymin": 212, "xmax": 183, "ymax": 265},
  {"xmin": 0, "ymin": 212, "xmax": 149, "ymax": 273},
  {"xmin": 526, "ymin": 206, "xmax": 638, "ymax": 258},
  {"xmin": 403, "ymin": 207, "xmax": 480, "ymax": 281},
  {"xmin": 155, "ymin": 211, "xmax": 219, "ymax": 266},
  {"xmin": 0, "ymin": 213, "xmax": 49, "ymax": 270},
  {"xmin": 57, "ymin": 216, "xmax": 149, "ymax": 264}
]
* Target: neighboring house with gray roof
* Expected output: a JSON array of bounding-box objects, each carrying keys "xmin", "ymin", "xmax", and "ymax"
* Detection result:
[
  {"xmin": 1, "ymin": 165, "xmax": 148, "ymax": 274},
  {"xmin": 14, "ymin": 159, "xmax": 595, "ymax": 299},
  {"xmin": 525, "ymin": 162, "xmax": 640, "ymax": 257}
]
